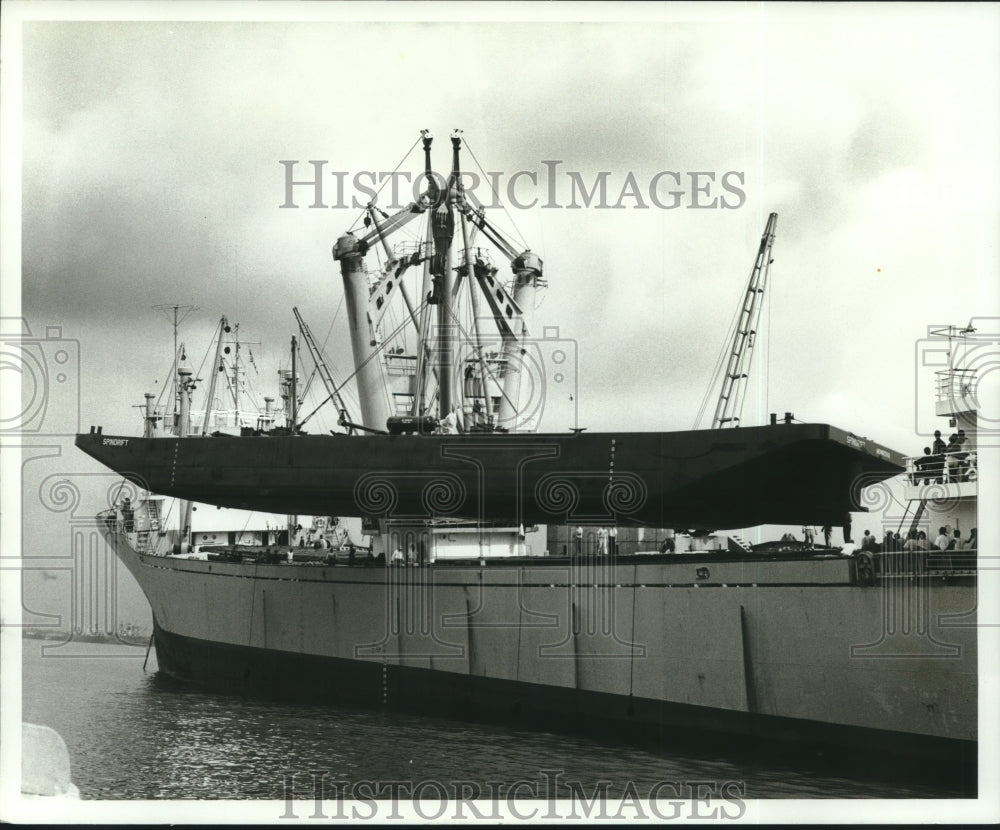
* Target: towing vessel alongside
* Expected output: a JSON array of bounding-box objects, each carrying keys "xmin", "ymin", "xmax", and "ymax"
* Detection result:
[{"xmin": 75, "ymin": 132, "xmax": 978, "ymax": 772}]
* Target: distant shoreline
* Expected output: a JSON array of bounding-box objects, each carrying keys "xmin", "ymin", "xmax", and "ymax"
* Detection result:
[{"xmin": 21, "ymin": 629, "xmax": 148, "ymax": 647}]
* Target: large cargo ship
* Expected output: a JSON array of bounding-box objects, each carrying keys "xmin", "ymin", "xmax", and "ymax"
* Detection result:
[{"xmin": 76, "ymin": 133, "xmax": 978, "ymax": 771}]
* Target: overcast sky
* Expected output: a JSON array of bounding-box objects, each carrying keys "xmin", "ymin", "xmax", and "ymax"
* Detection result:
[{"xmin": 9, "ymin": 3, "xmax": 997, "ymax": 457}]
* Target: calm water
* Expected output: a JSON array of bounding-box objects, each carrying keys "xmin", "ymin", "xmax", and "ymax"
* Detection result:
[{"xmin": 22, "ymin": 638, "xmax": 968, "ymax": 802}]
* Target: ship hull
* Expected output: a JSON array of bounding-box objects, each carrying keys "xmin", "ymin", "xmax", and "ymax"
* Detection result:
[
  {"xmin": 105, "ymin": 524, "xmax": 977, "ymax": 767},
  {"xmin": 77, "ymin": 423, "xmax": 905, "ymax": 528},
  {"xmin": 151, "ymin": 622, "xmax": 975, "ymax": 769}
]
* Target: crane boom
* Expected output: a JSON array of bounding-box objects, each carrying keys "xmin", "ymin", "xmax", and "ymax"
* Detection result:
[
  {"xmin": 355, "ymin": 198, "xmax": 428, "ymax": 251},
  {"xmin": 292, "ymin": 307, "xmax": 354, "ymax": 432},
  {"xmin": 711, "ymin": 212, "xmax": 778, "ymax": 430}
]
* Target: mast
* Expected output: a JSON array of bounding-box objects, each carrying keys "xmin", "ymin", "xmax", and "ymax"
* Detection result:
[
  {"xmin": 232, "ymin": 325, "xmax": 241, "ymax": 413},
  {"xmin": 288, "ymin": 335, "xmax": 299, "ymax": 548},
  {"xmin": 433, "ymin": 132, "xmax": 458, "ymax": 417},
  {"xmin": 333, "ymin": 130, "xmax": 545, "ymax": 428},
  {"xmin": 711, "ymin": 212, "xmax": 778, "ymax": 429},
  {"xmin": 291, "ymin": 335, "xmax": 299, "ymax": 431},
  {"xmin": 413, "ymin": 130, "xmax": 437, "ymax": 416},
  {"xmin": 454, "ymin": 131, "xmax": 493, "ymax": 427},
  {"xmin": 176, "ymin": 362, "xmax": 194, "ymax": 544},
  {"xmin": 201, "ymin": 316, "xmax": 228, "ymax": 436},
  {"xmin": 152, "ymin": 303, "xmax": 197, "ymax": 422}
]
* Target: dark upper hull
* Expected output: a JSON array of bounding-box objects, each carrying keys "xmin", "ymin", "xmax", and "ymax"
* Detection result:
[{"xmin": 76, "ymin": 423, "xmax": 904, "ymax": 528}]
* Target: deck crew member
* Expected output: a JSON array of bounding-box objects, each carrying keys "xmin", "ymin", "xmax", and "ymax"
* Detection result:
[
  {"xmin": 596, "ymin": 527, "xmax": 609, "ymax": 556},
  {"xmin": 913, "ymin": 447, "xmax": 936, "ymax": 484},
  {"xmin": 932, "ymin": 430, "xmax": 947, "ymax": 455},
  {"xmin": 934, "ymin": 526, "xmax": 950, "ymax": 551}
]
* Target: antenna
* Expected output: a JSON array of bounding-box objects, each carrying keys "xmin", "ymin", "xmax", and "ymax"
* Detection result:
[{"xmin": 153, "ymin": 304, "xmax": 198, "ymax": 418}]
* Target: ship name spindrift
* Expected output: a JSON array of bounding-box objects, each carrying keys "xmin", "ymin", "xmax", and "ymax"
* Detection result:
[{"xmin": 102, "ymin": 438, "xmax": 129, "ymax": 447}]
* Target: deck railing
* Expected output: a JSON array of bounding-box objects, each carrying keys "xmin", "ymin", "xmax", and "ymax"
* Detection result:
[
  {"xmin": 935, "ymin": 368, "xmax": 976, "ymax": 404},
  {"xmin": 904, "ymin": 451, "xmax": 978, "ymax": 485}
]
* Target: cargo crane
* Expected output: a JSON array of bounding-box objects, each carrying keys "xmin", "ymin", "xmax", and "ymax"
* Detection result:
[
  {"xmin": 292, "ymin": 307, "xmax": 356, "ymax": 434},
  {"xmin": 333, "ymin": 129, "xmax": 545, "ymax": 433},
  {"xmin": 710, "ymin": 212, "xmax": 778, "ymax": 429}
]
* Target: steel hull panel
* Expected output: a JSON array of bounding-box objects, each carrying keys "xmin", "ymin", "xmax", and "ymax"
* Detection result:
[
  {"xmin": 149, "ymin": 621, "xmax": 975, "ymax": 775},
  {"xmin": 108, "ymin": 529, "xmax": 976, "ymax": 745}
]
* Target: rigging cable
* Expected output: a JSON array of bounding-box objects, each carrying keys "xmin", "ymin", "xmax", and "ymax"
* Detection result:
[
  {"xmin": 312, "ymin": 291, "xmax": 362, "ymax": 417},
  {"xmin": 295, "ymin": 308, "xmax": 415, "ymax": 429},
  {"xmin": 463, "ymin": 139, "xmax": 530, "ymax": 252},
  {"xmin": 346, "ymin": 134, "xmax": 423, "ymax": 235},
  {"xmin": 438, "ymin": 287, "xmax": 522, "ymax": 419},
  {"xmin": 693, "ymin": 282, "xmax": 745, "ymax": 428},
  {"xmin": 190, "ymin": 321, "xmax": 220, "ymax": 408}
]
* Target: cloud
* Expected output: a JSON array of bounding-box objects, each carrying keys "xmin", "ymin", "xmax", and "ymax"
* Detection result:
[{"xmin": 15, "ymin": 10, "xmax": 1000, "ymax": 459}]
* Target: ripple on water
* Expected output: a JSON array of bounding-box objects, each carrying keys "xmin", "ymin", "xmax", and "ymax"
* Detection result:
[{"xmin": 21, "ymin": 642, "xmax": 969, "ymax": 801}]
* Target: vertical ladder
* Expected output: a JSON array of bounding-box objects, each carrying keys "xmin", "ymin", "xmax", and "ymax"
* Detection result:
[{"xmin": 139, "ymin": 499, "xmax": 162, "ymax": 553}]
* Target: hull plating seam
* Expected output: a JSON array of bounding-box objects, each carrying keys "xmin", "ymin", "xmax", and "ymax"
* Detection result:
[{"xmin": 151, "ymin": 621, "xmax": 976, "ymax": 769}]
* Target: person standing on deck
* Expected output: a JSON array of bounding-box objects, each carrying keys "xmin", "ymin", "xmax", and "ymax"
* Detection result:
[
  {"xmin": 932, "ymin": 430, "xmax": 947, "ymax": 455},
  {"xmin": 913, "ymin": 447, "xmax": 936, "ymax": 484},
  {"xmin": 608, "ymin": 526, "xmax": 618, "ymax": 556},
  {"xmin": 573, "ymin": 526, "xmax": 583, "ymax": 556},
  {"xmin": 934, "ymin": 526, "xmax": 950, "ymax": 551},
  {"xmin": 931, "ymin": 431, "xmax": 947, "ymax": 482},
  {"xmin": 822, "ymin": 525, "xmax": 832, "ymax": 547},
  {"xmin": 596, "ymin": 527, "xmax": 609, "ymax": 556}
]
